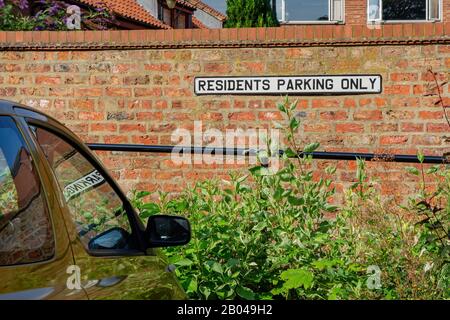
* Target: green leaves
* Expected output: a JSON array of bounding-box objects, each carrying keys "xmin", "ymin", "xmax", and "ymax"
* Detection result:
[
  {"xmin": 289, "ymin": 117, "xmax": 300, "ymax": 132},
  {"xmin": 281, "ymin": 269, "xmax": 314, "ymax": 290},
  {"xmin": 288, "ymin": 195, "xmax": 304, "ymax": 206},
  {"xmin": 417, "ymin": 151, "xmax": 425, "ymax": 164},
  {"xmin": 138, "ymin": 202, "xmax": 160, "ymax": 219},
  {"xmin": 272, "ymin": 269, "xmax": 314, "ymax": 296},
  {"xmin": 406, "ymin": 166, "xmax": 420, "ymax": 176},
  {"xmin": 135, "ymin": 190, "xmax": 151, "ymax": 199},
  {"xmin": 236, "ymin": 286, "xmax": 256, "ymax": 300},
  {"xmin": 129, "ymin": 95, "xmax": 449, "ymax": 301},
  {"xmin": 174, "ymin": 258, "xmax": 194, "ymax": 267},
  {"xmin": 426, "ymin": 165, "xmax": 440, "ymax": 174},
  {"xmin": 225, "ymin": 0, "xmax": 279, "ymax": 28},
  {"xmin": 211, "ymin": 262, "xmax": 224, "ymax": 274},
  {"xmin": 303, "ymin": 142, "xmax": 320, "ymax": 154}
]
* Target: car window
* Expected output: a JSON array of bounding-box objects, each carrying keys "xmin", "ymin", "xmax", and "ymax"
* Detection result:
[
  {"xmin": 0, "ymin": 117, "xmax": 55, "ymax": 266},
  {"xmin": 31, "ymin": 126, "xmax": 135, "ymax": 251}
]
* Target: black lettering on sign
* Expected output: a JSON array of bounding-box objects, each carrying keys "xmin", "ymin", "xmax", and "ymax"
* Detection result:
[
  {"xmin": 63, "ymin": 170, "xmax": 106, "ymax": 201},
  {"xmin": 286, "ymin": 80, "xmax": 294, "ymax": 90},
  {"xmin": 369, "ymin": 77, "xmax": 377, "ymax": 89},
  {"xmin": 304, "ymin": 79, "xmax": 311, "ymax": 90},
  {"xmin": 341, "ymin": 79, "xmax": 349, "ymax": 90},
  {"xmin": 236, "ymin": 80, "xmax": 243, "ymax": 91},
  {"xmin": 326, "ymin": 79, "xmax": 333, "ymax": 90},
  {"xmin": 198, "ymin": 80, "xmax": 206, "ymax": 91},
  {"xmin": 207, "ymin": 80, "xmax": 214, "ymax": 91},
  {"xmin": 228, "ymin": 80, "xmax": 235, "ymax": 91},
  {"xmin": 216, "ymin": 80, "xmax": 223, "ymax": 91}
]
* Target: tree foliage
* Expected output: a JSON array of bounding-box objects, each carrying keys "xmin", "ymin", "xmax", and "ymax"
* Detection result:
[{"xmin": 225, "ymin": 0, "xmax": 279, "ymax": 28}]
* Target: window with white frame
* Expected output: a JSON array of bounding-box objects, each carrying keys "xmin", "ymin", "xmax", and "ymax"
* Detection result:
[
  {"xmin": 277, "ymin": 0, "xmax": 344, "ymax": 23},
  {"xmin": 368, "ymin": 0, "xmax": 441, "ymax": 22}
]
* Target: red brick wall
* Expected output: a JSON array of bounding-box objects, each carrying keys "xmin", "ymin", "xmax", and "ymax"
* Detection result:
[
  {"xmin": 0, "ymin": 26, "xmax": 449, "ymax": 202},
  {"xmin": 445, "ymin": 0, "xmax": 450, "ymax": 21},
  {"xmin": 345, "ymin": 0, "xmax": 367, "ymax": 25}
]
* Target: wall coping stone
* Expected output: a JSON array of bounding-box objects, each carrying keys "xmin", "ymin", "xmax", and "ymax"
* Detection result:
[{"xmin": 0, "ymin": 24, "xmax": 449, "ymax": 50}]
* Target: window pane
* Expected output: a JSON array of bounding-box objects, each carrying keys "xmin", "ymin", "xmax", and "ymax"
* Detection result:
[
  {"xmin": 331, "ymin": 0, "xmax": 343, "ymax": 21},
  {"xmin": 276, "ymin": 0, "xmax": 283, "ymax": 20},
  {"xmin": 0, "ymin": 117, "xmax": 54, "ymax": 266},
  {"xmin": 382, "ymin": 0, "xmax": 426, "ymax": 20},
  {"xmin": 176, "ymin": 12, "xmax": 186, "ymax": 29},
  {"xmin": 368, "ymin": 0, "xmax": 381, "ymax": 20},
  {"xmin": 285, "ymin": 0, "xmax": 329, "ymax": 21},
  {"xmin": 163, "ymin": 7, "xmax": 172, "ymax": 25},
  {"xmin": 428, "ymin": 0, "xmax": 440, "ymax": 19},
  {"xmin": 32, "ymin": 127, "xmax": 134, "ymax": 251}
]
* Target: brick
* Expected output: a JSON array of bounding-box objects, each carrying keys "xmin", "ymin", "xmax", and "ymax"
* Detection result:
[
  {"xmin": 134, "ymin": 88, "xmax": 162, "ymax": 97},
  {"xmin": 312, "ymin": 99, "xmax": 341, "ymax": 108},
  {"xmin": 303, "ymin": 124, "xmax": 332, "ymax": 133},
  {"xmin": 343, "ymin": 98, "xmax": 357, "ymax": 108},
  {"xmin": 401, "ymin": 123, "xmax": 424, "ymax": 132},
  {"xmin": 380, "ymin": 136, "xmax": 409, "ymax": 145},
  {"xmin": 228, "ymin": 112, "xmax": 255, "ymax": 121},
  {"xmin": 35, "ymin": 76, "xmax": 61, "ymax": 85},
  {"xmin": 123, "ymin": 75, "xmax": 150, "ymax": 85},
  {"xmin": 200, "ymin": 113, "xmax": 223, "ymax": 121},
  {"xmin": 106, "ymin": 88, "xmax": 132, "ymax": 97},
  {"xmin": 91, "ymin": 123, "xmax": 117, "ymax": 132},
  {"xmin": 74, "ymin": 88, "xmax": 103, "ymax": 97},
  {"xmin": 418, "ymin": 111, "xmax": 443, "ymax": 120},
  {"xmin": 426, "ymin": 123, "xmax": 450, "ymax": 132},
  {"xmin": 412, "ymin": 135, "xmax": 442, "ymax": 145},
  {"xmin": 69, "ymin": 99, "xmax": 95, "ymax": 111},
  {"xmin": 131, "ymin": 135, "xmax": 158, "ymax": 144},
  {"xmin": 204, "ymin": 63, "xmax": 232, "ymax": 73},
  {"xmin": 384, "ymin": 85, "xmax": 411, "ymax": 95},
  {"xmin": 258, "ymin": 111, "xmax": 283, "ymax": 120},
  {"xmin": 390, "ymin": 73, "xmax": 418, "ymax": 82},
  {"xmin": 136, "ymin": 112, "xmax": 164, "ymax": 121},
  {"xmin": 104, "ymin": 136, "xmax": 129, "ymax": 144},
  {"xmin": 319, "ymin": 111, "xmax": 348, "ymax": 120},
  {"xmin": 371, "ymin": 123, "xmax": 398, "ymax": 132},
  {"xmin": 119, "ymin": 124, "xmax": 146, "ymax": 133},
  {"xmin": 391, "ymin": 98, "xmax": 420, "ymax": 108},
  {"xmin": 336, "ymin": 123, "xmax": 364, "ymax": 133},
  {"xmin": 78, "ymin": 112, "xmax": 104, "ymax": 120},
  {"xmin": 353, "ymin": 110, "xmax": 383, "ymax": 120}
]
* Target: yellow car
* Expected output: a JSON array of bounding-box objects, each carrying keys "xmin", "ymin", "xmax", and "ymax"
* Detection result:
[{"xmin": 0, "ymin": 99, "xmax": 190, "ymax": 300}]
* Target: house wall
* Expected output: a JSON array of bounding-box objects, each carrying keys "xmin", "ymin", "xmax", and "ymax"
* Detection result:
[
  {"xmin": 194, "ymin": 9, "xmax": 223, "ymax": 29},
  {"xmin": 277, "ymin": 0, "xmax": 449, "ymax": 25},
  {"xmin": 0, "ymin": 24, "xmax": 448, "ymax": 203}
]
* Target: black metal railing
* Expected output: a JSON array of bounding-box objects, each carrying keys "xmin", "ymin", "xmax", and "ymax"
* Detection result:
[{"xmin": 86, "ymin": 143, "xmax": 448, "ymax": 165}]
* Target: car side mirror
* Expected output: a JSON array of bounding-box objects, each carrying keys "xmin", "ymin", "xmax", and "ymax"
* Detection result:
[{"xmin": 146, "ymin": 215, "xmax": 191, "ymax": 248}]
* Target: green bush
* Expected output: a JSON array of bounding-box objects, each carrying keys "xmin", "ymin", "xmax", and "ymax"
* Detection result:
[
  {"xmin": 132, "ymin": 98, "xmax": 449, "ymax": 300},
  {"xmin": 225, "ymin": 0, "xmax": 279, "ymax": 28}
]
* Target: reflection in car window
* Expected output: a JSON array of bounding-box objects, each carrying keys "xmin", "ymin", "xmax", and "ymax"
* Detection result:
[
  {"xmin": 0, "ymin": 117, "xmax": 54, "ymax": 266},
  {"xmin": 31, "ymin": 127, "xmax": 134, "ymax": 251}
]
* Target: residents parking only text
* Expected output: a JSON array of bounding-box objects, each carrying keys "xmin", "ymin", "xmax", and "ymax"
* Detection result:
[{"xmin": 194, "ymin": 75, "xmax": 382, "ymax": 96}]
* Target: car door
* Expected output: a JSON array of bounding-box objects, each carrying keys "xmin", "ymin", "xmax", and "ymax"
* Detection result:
[
  {"xmin": 29, "ymin": 123, "xmax": 186, "ymax": 300},
  {"xmin": 0, "ymin": 115, "xmax": 87, "ymax": 300}
]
